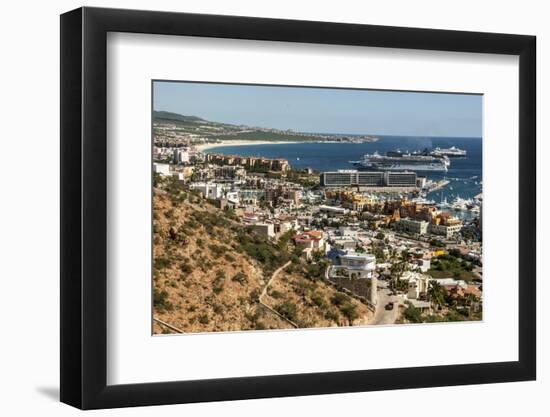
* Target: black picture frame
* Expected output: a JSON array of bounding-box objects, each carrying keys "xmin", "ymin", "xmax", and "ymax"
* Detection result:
[{"xmin": 60, "ymin": 6, "xmax": 536, "ymax": 410}]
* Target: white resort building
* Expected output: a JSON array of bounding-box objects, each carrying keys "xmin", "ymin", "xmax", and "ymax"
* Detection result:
[
  {"xmin": 333, "ymin": 251, "xmax": 376, "ymax": 279},
  {"xmin": 401, "ymin": 271, "xmax": 431, "ymax": 300}
]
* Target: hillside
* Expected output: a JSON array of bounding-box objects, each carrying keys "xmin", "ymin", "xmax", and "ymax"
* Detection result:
[
  {"xmin": 153, "ymin": 110, "xmax": 379, "ymax": 143},
  {"xmin": 262, "ymin": 264, "xmax": 372, "ymax": 328},
  {"xmin": 153, "ymin": 111, "xmax": 208, "ymax": 124},
  {"xmin": 152, "ymin": 176, "xmax": 373, "ymax": 334}
]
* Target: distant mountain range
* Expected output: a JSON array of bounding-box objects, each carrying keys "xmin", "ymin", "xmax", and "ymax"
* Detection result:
[
  {"xmin": 154, "ymin": 110, "xmax": 251, "ymax": 129},
  {"xmin": 153, "ymin": 111, "xmax": 211, "ymax": 124},
  {"xmin": 153, "ymin": 110, "xmax": 379, "ymax": 143}
]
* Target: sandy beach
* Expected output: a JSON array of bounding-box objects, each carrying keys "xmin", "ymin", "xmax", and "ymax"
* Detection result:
[{"xmin": 195, "ymin": 139, "xmax": 300, "ymax": 152}]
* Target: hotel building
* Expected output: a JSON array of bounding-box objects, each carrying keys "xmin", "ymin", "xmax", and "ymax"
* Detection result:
[{"xmin": 320, "ymin": 170, "xmax": 417, "ymax": 188}]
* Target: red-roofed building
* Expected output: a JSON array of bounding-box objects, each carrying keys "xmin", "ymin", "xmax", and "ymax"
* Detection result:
[{"xmin": 464, "ymin": 285, "xmax": 482, "ymax": 299}]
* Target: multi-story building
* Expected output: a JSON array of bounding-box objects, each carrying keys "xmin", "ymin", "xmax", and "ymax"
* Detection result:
[
  {"xmin": 320, "ymin": 170, "xmax": 358, "ymax": 187},
  {"xmin": 395, "ymin": 218, "xmax": 429, "ymax": 235},
  {"xmin": 428, "ymin": 222, "xmax": 463, "ymax": 238},
  {"xmin": 153, "ymin": 163, "xmax": 171, "ymax": 176},
  {"xmin": 205, "ymin": 153, "xmax": 290, "ymax": 172},
  {"xmin": 189, "ymin": 183, "xmax": 229, "ymax": 200},
  {"xmin": 294, "ymin": 231, "xmax": 325, "ymax": 251},
  {"xmin": 172, "ymin": 148, "xmax": 190, "ymax": 164},
  {"xmin": 333, "ymin": 251, "xmax": 376, "ymax": 279},
  {"xmin": 385, "ymin": 172, "xmax": 418, "ymax": 187},
  {"xmin": 249, "ymin": 223, "xmax": 275, "ymax": 238},
  {"xmin": 273, "ymin": 221, "xmax": 296, "ymax": 236},
  {"xmin": 401, "ymin": 271, "xmax": 431, "ymax": 300},
  {"xmin": 213, "ymin": 165, "xmax": 246, "ymax": 179},
  {"xmin": 287, "ymin": 190, "xmax": 301, "ymax": 207},
  {"xmin": 330, "ymin": 237, "xmax": 357, "ymax": 250},
  {"xmin": 320, "ymin": 170, "xmax": 417, "ymax": 188}
]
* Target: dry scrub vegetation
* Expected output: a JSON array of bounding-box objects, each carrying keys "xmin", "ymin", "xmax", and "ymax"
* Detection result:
[{"xmin": 152, "ymin": 176, "xmax": 372, "ymax": 334}]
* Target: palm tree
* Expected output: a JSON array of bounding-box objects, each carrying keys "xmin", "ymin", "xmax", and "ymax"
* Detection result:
[
  {"xmin": 388, "ymin": 261, "xmax": 407, "ymax": 293},
  {"xmin": 428, "ymin": 281, "xmax": 447, "ymax": 308}
]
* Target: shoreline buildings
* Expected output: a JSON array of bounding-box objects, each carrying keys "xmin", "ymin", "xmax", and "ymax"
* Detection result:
[
  {"xmin": 320, "ymin": 170, "xmax": 419, "ymax": 189},
  {"xmin": 206, "ymin": 153, "xmax": 290, "ymax": 172},
  {"xmin": 153, "ymin": 121, "xmax": 481, "ymax": 325}
]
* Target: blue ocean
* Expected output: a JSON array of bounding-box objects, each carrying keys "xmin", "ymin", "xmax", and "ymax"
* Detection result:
[{"xmin": 206, "ymin": 136, "xmax": 482, "ymax": 202}]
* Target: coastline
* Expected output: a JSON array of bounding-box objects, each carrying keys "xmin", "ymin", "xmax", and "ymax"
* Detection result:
[
  {"xmin": 196, "ymin": 139, "xmax": 300, "ymax": 152},
  {"xmin": 193, "ymin": 137, "xmax": 481, "ymax": 201}
]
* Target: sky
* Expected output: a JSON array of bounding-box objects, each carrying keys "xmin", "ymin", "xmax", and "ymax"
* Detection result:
[{"xmin": 153, "ymin": 81, "xmax": 482, "ymax": 138}]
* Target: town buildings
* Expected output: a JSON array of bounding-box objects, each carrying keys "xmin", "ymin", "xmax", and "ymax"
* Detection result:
[
  {"xmin": 320, "ymin": 170, "xmax": 417, "ymax": 189},
  {"xmin": 153, "ymin": 162, "xmax": 171, "ymax": 176},
  {"xmin": 429, "ymin": 222, "xmax": 463, "ymax": 238},
  {"xmin": 334, "ymin": 251, "xmax": 377, "ymax": 279},
  {"xmin": 206, "ymin": 153, "xmax": 290, "ymax": 172},
  {"xmin": 189, "ymin": 182, "xmax": 229, "ymax": 200},
  {"xmin": 401, "ymin": 271, "xmax": 431, "ymax": 300},
  {"xmin": 172, "ymin": 148, "xmax": 190, "ymax": 164},
  {"xmin": 153, "ymin": 128, "xmax": 481, "ymax": 324},
  {"xmin": 396, "ymin": 218, "xmax": 429, "ymax": 235}
]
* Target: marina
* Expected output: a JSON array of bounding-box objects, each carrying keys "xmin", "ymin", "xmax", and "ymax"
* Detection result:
[
  {"xmin": 207, "ymin": 136, "xmax": 482, "ymax": 202},
  {"xmin": 205, "ymin": 138, "xmax": 482, "ymax": 220}
]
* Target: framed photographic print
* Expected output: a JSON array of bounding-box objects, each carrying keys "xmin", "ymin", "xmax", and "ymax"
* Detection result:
[{"xmin": 60, "ymin": 6, "xmax": 536, "ymax": 410}]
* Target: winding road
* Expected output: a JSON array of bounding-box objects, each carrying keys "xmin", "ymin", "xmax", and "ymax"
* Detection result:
[{"xmin": 370, "ymin": 280, "xmax": 401, "ymax": 325}]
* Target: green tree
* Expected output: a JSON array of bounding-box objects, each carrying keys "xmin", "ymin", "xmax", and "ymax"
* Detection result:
[
  {"xmin": 340, "ymin": 302, "xmax": 359, "ymax": 325},
  {"xmin": 428, "ymin": 281, "xmax": 447, "ymax": 307},
  {"xmin": 403, "ymin": 304, "xmax": 423, "ymax": 323}
]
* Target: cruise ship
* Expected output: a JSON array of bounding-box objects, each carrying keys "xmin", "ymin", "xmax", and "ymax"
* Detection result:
[
  {"xmin": 430, "ymin": 146, "xmax": 467, "ymax": 157},
  {"xmin": 351, "ymin": 150, "xmax": 450, "ymax": 172}
]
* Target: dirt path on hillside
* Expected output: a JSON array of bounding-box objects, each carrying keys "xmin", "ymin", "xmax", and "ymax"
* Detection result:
[{"xmin": 258, "ymin": 261, "xmax": 298, "ymax": 328}]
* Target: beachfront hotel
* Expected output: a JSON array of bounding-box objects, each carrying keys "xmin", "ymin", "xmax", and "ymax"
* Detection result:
[{"xmin": 320, "ymin": 170, "xmax": 417, "ymax": 188}]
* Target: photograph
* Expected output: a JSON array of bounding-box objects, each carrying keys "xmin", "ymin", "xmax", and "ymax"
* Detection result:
[
  {"xmin": 152, "ymin": 81, "xmax": 483, "ymax": 334},
  {"xmin": 1, "ymin": 1, "xmax": 542, "ymax": 413}
]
